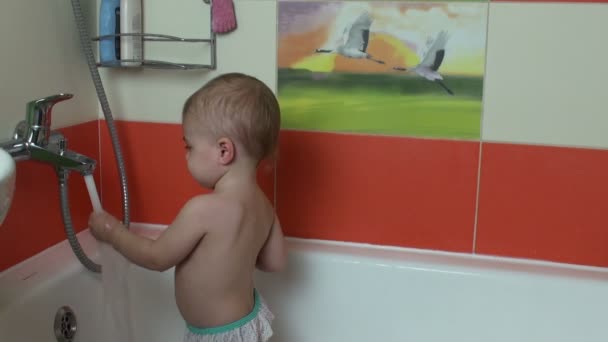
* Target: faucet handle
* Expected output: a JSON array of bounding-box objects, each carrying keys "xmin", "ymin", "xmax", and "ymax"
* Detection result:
[{"xmin": 25, "ymin": 93, "xmax": 73, "ymax": 147}]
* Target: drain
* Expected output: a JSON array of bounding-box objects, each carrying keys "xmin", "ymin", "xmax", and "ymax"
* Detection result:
[{"xmin": 54, "ymin": 306, "xmax": 77, "ymax": 342}]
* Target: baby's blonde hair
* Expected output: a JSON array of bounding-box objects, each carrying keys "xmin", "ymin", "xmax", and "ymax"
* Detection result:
[{"xmin": 182, "ymin": 73, "xmax": 281, "ymax": 162}]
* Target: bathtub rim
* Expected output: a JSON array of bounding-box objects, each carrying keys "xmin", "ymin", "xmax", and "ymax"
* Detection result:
[
  {"xmin": 2, "ymin": 222, "xmax": 607, "ymax": 303},
  {"xmin": 129, "ymin": 223, "xmax": 608, "ymax": 280}
]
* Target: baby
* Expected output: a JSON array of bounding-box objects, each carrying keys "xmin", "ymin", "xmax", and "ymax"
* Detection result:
[{"xmin": 88, "ymin": 72, "xmax": 287, "ymax": 342}]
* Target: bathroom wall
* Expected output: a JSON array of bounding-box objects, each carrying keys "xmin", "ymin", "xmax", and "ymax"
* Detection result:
[
  {"xmin": 0, "ymin": 1, "xmax": 99, "ymax": 270},
  {"xmin": 0, "ymin": 0, "xmax": 590, "ymax": 271},
  {"xmin": 94, "ymin": 0, "xmax": 608, "ymax": 268}
]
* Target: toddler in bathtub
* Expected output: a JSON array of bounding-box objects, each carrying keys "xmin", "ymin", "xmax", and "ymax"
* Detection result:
[{"xmin": 88, "ymin": 72, "xmax": 287, "ymax": 342}]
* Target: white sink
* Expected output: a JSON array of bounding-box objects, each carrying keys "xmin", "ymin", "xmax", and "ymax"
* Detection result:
[{"xmin": 0, "ymin": 148, "xmax": 16, "ymax": 225}]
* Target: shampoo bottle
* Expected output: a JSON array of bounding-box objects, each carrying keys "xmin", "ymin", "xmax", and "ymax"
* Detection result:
[
  {"xmin": 99, "ymin": 0, "xmax": 121, "ymax": 64},
  {"xmin": 120, "ymin": 0, "xmax": 143, "ymax": 67}
]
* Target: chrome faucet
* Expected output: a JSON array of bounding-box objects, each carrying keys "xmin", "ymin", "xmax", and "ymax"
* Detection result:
[{"xmin": 0, "ymin": 94, "xmax": 96, "ymax": 175}]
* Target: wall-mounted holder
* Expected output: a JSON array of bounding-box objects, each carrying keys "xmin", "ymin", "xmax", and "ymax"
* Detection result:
[
  {"xmin": 91, "ymin": 1, "xmax": 216, "ymax": 70},
  {"xmin": 92, "ymin": 33, "xmax": 216, "ymax": 70}
]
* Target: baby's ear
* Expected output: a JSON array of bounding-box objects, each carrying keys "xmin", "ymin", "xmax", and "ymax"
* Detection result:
[{"xmin": 217, "ymin": 137, "xmax": 235, "ymax": 165}]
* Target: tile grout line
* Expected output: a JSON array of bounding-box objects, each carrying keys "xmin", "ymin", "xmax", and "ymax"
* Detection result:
[
  {"xmin": 472, "ymin": 0, "xmax": 492, "ymax": 254},
  {"xmin": 472, "ymin": 142, "xmax": 483, "ymax": 254}
]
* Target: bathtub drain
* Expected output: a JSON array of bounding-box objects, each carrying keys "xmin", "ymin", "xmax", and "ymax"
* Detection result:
[{"xmin": 54, "ymin": 306, "xmax": 77, "ymax": 342}]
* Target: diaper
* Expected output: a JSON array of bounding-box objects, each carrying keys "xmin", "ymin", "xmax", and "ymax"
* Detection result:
[{"xmin": 183, "ymin": 289, "xmax": 274, "ymax": 342}]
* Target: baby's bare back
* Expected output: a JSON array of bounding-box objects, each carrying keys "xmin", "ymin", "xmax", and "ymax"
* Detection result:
[{"xmin": 174, "ymin": 187, "xmax": 275, "ymax": 328}]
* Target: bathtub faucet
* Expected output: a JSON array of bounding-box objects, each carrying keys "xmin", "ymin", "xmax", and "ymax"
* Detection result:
[{"xmin": 0, "ymin": 94, "xmax": 96, "ymax": 175}]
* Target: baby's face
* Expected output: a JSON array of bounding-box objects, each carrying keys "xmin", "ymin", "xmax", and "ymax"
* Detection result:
[{"xmin": 182, "ymin": 124, "xmax": 223, "ymax": 189}]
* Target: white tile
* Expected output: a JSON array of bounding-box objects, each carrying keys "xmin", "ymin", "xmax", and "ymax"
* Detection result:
[
  {"xmin": 100, "ymin": 1, "xmax": 277, "ymax": 124},
  {"xmin": 482, "ymin": 3, "xmax": 608, "ymax": 149},
  {"xmin": 0, "ymin": 1, "xmax": 98, "ymax": 138}
]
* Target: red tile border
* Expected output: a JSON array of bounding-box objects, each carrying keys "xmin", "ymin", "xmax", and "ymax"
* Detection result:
[
  {"xmin": 476, "ymin": 142, "xmax": 608, "ymax": 267},
  {"xmin": 6, "ymin": 120, "xmax": 608, "ymax": 271},
  {"xmin": 276, "ymin": 130, "xmax": 479, "ymax": 253}
]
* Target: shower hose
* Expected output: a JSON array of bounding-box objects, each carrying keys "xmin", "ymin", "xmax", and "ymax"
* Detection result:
[{"xmin": 59, "ymin": 0, "xmax": 131, "ymax": 273}]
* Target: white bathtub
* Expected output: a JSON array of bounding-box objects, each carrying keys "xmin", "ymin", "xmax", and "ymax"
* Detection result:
[{"xmin": 1, "ymin": 225, "xmax": 608, "ymax": 342}]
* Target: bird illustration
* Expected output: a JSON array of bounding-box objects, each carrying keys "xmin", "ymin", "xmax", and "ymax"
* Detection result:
[
  {"xmin": 393, "ymin": 30, "xmax": 454, "ymax": 95},
  {"xmin": 314, "ymin": 11, "xmax": 385, "ymax": 65}
]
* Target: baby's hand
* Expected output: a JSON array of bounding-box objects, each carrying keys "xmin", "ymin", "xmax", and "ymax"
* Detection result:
[{"xmin": 88, "ymin": 211, "xmax": 121, "ymax": 243}]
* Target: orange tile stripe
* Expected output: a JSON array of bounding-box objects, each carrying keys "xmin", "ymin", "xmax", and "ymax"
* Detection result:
[
  {"xmin": 276, "ymin": 130, "xmax": 480, "ymax": 253},
  {"xmin": 476, "ymin": 142, "xmax": 608, "ymax": 267},
  {"xmin": 4, "ymin": 121, "xmax": 608, "ymax": 271}
]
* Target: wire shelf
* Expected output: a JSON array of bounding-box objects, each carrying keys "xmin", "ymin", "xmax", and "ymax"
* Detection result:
[
  {"xmin": 92, "ymin": 33, "xmax": 216, "ymax": 70},
  {"xmin": 92, "ymin": 0, "xmax": 216, "ymax": 70}
]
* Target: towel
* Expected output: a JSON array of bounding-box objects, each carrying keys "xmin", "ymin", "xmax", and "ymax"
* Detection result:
[{"xmin": 212, "ymin": 0, "xmax": 237, "ymax": 34}]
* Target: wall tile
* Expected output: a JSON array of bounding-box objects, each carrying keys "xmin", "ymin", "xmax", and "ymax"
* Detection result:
[
  {"xmin": 482, "ymin": 3, "xmax": 608, "ymax": 149},
  {"xmin": 277, "ymin": 130, "xmax": 479, "ymax": 252},
  {"xmin": 476, "ymin": 142, "xmax": 608, "ymax": 267},
  {"xmin": 277, "ymin": 1, "xmax": 487, "ymax": 140}
]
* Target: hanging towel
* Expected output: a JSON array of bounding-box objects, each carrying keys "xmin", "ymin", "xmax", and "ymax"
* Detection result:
[{"xmin": 212, "ymin": 0, "xmax": 237, "ymax": 34}]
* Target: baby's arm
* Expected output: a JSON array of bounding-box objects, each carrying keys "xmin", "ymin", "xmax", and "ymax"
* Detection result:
[
  {"xmin": 89, "ymin": 196, "xmax": 211, "ymax": 271},
  {"xmin": 256, "ymin": 215, "xmax": 287, "ymax": 272}
]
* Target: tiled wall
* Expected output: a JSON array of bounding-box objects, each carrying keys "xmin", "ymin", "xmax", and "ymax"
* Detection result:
[
  {"xmin": 3, "ymin": 0, "xmax": 608, "ymax": 271},
  {"xmin": 98, "ymin": 0, "xmax": 608, "ymax": 268},
  {"xmin": 0, "ymin": 1, "xmax": 99, "ymax": 270},
  {"xmin": 476, "ymin": 2, "xmax": 608, "ymax": 266},
  {"xmin": 278, "ymin": 1, "xmax": 608, "ymax": 268}
]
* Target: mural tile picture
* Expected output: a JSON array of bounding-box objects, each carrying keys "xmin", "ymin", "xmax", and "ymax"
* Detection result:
[{"xmin": 278, "ymin": 1, "xmax": 488, "ymax": 140}]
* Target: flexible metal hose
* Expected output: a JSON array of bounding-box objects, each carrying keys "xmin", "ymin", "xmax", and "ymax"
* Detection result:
[
  {"xmin": 57, "ymin": 0, "xmax": 131, "ymax": 273},
  {"xmin": 59, "ymin": 169, "xmax": 101, "ymax": 273}
]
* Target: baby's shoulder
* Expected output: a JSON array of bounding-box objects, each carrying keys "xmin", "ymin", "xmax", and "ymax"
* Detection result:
[
  {"xmin": 183, "ymin": 194, "xmax": 246, "ymax": 223},
  {"xmin": 183, "ymin": 193, "xmax": 237, "ymax": 209}
]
